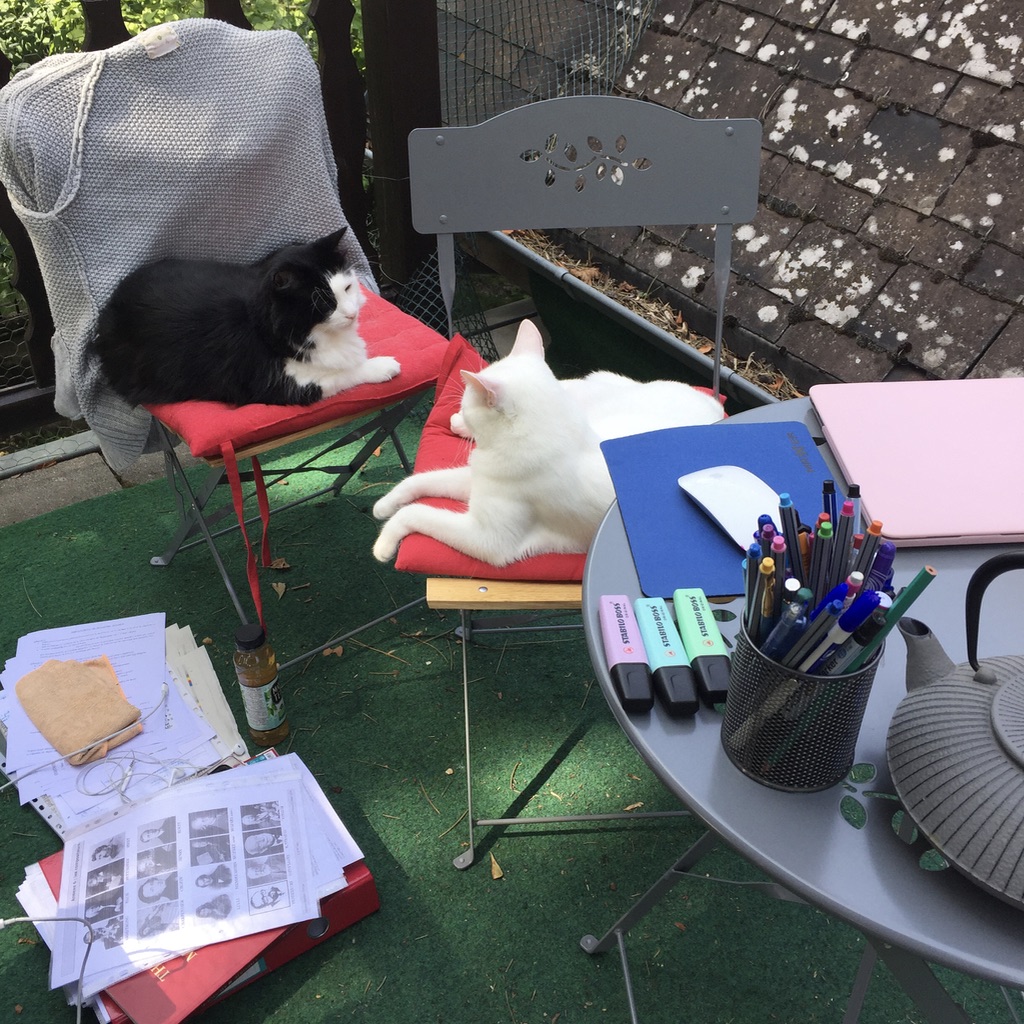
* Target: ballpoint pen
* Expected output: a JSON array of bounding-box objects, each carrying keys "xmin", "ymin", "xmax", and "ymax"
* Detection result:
[
  {"xmin": 800, "ymin": 590, "xmax": 883, "ymax": 673},
  {"xmin": 816, "ymin": 608, "xmax": 887, "ymax": 675},
  {"xmin": 760, "ymin": 601, "xmax": 808, "ymax": 662},
  {"xmin": 779, "ymin": 598, "xmax": 842, "ymax": 668},
  {"xmin": 845, "ymin": 567, "xmax": 935, "ymax": 672},
  {"xmin": 809, "ymin": 581, "xmax": 848, "ymax": 621}
]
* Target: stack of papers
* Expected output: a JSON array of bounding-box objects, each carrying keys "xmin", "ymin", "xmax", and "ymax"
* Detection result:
[
  {"xmin": 1, "ymin": 614, "xmax": 373, "ymax": 1023},
  {"xmin": 0, "ymin": 614, "xmax": 248, "ymax": 837},
  {"xmin": 16, "ymin": 753, "xmax": 364, "ymax": 1020}
]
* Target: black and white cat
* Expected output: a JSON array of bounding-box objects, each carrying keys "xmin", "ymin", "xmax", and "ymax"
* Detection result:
[
  {"xmin": 372, "ymin": 320, "xmax": 725, "ymax": 566},
  {"xmin": 93, "ymin": 228, "xmax": 399, "ymax": 406}
]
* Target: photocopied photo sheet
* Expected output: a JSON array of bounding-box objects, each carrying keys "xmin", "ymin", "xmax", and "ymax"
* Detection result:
[{"xmin": 33, "ymin": 751, "xmax": 362, "ymax": 1002}]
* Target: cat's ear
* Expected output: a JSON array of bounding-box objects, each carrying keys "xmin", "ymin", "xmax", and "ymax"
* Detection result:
[
  {"xmin": 460, "ymin": 369, "xmax": 501, "ymax": 407},
  {"xmin": 508, "ymin": 319, "xmax": 545, "ymax": 359},
  {"xmin": 318, "ymin": 226, "xmax": 349, "ymax": 253}
]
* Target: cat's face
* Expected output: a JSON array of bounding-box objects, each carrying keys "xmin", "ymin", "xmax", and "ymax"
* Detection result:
[
  {"xmin": 324, "ymin": 269, "xmax": 365, "ymax": 328},
  {"xmin": 456, "ymin": 320, "xmax": 559, "ymax": 441},
  {"xmin": 261, "ymin": 229, "xmax": 357, "ymax": 355}
]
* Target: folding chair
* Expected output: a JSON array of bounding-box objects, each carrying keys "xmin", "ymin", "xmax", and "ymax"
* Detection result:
[
  {"xmin": 0, "ymin": 18, "xmax": 447, "ymax": 640},
  {"xmin": 397, "ymin": 96, "xmax": 762, "ymax": 868}
]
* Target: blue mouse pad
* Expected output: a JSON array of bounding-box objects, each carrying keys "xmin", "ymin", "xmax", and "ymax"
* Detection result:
[{"xmin": 601, "ymin": 421, "xmax": 835, "ymax": 598}]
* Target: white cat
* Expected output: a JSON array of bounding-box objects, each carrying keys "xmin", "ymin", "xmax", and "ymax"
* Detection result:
[{"xmin": 372, "ymin": 320, "xmax": 724, "ymax": 566}]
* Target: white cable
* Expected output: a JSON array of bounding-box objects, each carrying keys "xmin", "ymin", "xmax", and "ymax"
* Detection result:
[
  {"xmin": 0, "ymin": 683, "xmax": 169, "ymax": 794},
  {"xmin": 1, "ymin": 914, "xmax": 94, "ymax": 1024}
]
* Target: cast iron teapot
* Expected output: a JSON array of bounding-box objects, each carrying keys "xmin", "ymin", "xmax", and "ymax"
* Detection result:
[{"xmin": 887, "ymin": 552, "xmax": 1024, "ymax": 909}]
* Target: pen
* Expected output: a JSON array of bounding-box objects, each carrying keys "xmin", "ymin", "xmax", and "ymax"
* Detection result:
[
  {"xmin": 747, "ymin": 556, "xmax": 774, "ymax": 643},
  {"xmin": 760, "ymin": 557, "xmax": 776, "ymax": 637},
  {"xmin": 851, "ymin": 520, "xmax": 883, "ymax": 579},
  {"xmin": 779, "ymin": 598, "xmax": 842, "ymax": 668},
  {"xmin": 759, "ymin": 522, "xmax": 777, "ymax": 559},
  {"xmin": 829, "ymin": 499, "xmax": 856, "ymax": 592},
  {"xmin": 845, "ymin": 570, "xmax": 931, "ymax": 673},
  {"xmin": 816, "ymin": 608, "xmax": 887, "ymax": 675},
  {"xmin": 800, "ymin": 591, "xmax": 883, "ymax": 673},
  {"xmin": 810, "ymin": 581, "xmax": 848, "ymax": 621},
  {"xmin": 777, "ymin": 493, "xmax": 803, "ymax": 578},
  {"xmin": 843, "ymin": 571, "xmax": 865, "ymax": 606},
  {"xmin": 743, "ymin": 542, "xmax": 761, "ymax": 631},
  {"xmin": 808, "ymin": 520, "xmax": 834, "ymax": 605},
  {"xmin": 864, "ymin": 540, "xmax": 897, "ymax": 592},
  {"xmin": 760, "ymin": 601, "xmax": 807, "ymax": 662},
  {"xmin": 798, "ymin": 526, "xmax": 812, "ymax": 578},
  {"xmin": 822, "ymin": 479, "xmax": 837, "ymax": 524},
  {"xmin": 770, "ymin": 535, "xmax": 787, "ymax": 621},
  {"xmin": 846, "ymin": 482, "xmax": 862, "ymax": 531}
]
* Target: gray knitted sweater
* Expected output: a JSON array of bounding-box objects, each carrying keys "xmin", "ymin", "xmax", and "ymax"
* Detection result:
[{"xmin": 0, "ymin": 19, "xmax": 374, "ymax": 470}]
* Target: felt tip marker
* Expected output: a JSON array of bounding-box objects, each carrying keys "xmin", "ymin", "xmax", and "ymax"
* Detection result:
[
  {"xmin": 633, "ymin": 598, "xmax": 699, "ymax": 718},
  {"xmin": 673, "ymin": 588, "xmax": 731, "ymax": 705},
  {"xmin": 599, "ymin": 595, "xmax": 654, "ymax": 712}
]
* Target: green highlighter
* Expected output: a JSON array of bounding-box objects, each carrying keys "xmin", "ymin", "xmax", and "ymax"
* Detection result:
[
  {"xmin": 672, "ymin": 588, "xmax": 731, "ymax": 706},
  {"xmin": 633, "ymin": 597, "xmax": 699, "ymax": 717}
]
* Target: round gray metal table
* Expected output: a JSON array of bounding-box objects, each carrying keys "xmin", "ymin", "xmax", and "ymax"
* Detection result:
[{"xmin": 579, "ymin": 399, "xmax": 1024, "ymax": 1024}]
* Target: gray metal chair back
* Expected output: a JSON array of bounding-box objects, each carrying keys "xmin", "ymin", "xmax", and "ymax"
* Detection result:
[{"xmin": 408, "ymin": 95, "xmax": 762, "ymax": 396}]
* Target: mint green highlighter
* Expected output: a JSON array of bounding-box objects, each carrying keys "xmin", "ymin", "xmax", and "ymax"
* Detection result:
[
  {"xmin": 633, "ymin": 598, "xmax": 699, "ymax": 717},
  {"xmin": 673, "ymin": 588, "xmax": 731, "ymax": 706}
]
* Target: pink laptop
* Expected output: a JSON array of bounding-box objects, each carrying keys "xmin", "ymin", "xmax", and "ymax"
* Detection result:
[{"xmin": 809, "ymin": 379, "xmax": 1024, "ymax": 547}]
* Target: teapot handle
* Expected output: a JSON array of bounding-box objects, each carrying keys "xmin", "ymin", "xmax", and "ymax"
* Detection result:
[{"xmin": 965, "ymin": 551, "xmax": 1024, "ymax": 670}]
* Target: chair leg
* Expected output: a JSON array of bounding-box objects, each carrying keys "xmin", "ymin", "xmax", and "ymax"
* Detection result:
[
  {"xmin": 449, "ymin": 606, "xmax": 690, "ymax": 870},
  {"xmin": 453, "ymin": 609, "xmax": 478, "ymax": 870},
  {"xmin": 150, "ymin": 428, "xmax": 250, "ymax": 624}
]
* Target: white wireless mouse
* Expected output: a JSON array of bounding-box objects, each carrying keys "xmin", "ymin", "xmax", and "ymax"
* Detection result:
[{"xmin": 678, "ymin": 465, "xmax": 780, "ymax": 548}]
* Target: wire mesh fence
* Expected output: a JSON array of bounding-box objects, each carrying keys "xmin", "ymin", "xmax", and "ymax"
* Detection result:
[{"xmin": 1, "ymin": 0, "xmax": 658, "ymax": 459}]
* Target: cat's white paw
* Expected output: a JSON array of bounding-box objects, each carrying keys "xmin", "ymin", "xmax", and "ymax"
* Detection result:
[
  {"xmin": 372, "ymin": 493, "xmax": 399, "ymax": 520},
  {"xmin": 372, "ymin": 520, "xmax": 403, "ymax": 562},
  {"xmin": 449, "ymin": 411, "xmax": 472, "ymax": 438},
  {"xmin": 366, "ymin": 356, "xmax": 401, "ymax": 383}
]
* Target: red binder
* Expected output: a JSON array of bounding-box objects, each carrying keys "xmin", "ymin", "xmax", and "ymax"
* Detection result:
[{"xmin": 38, "ymin": 850, "xmax": 379, "ymax": 1024}]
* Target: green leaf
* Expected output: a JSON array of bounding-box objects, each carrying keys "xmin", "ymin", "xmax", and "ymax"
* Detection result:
[{"xmin": 840, "ymin": 795, "xmax": 866, "ymax": 829}]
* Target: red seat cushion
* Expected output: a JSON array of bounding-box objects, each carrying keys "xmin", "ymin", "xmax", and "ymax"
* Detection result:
[
  {"xmin": 147, "ymin": 289, "xmax": 449, "ymax": 458},
  {"xmin": 393, "ymin": 335, "xmax": 587, "ymax": 582}
]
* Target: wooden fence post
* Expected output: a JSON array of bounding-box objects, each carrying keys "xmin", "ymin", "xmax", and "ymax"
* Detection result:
[{"xmin": 362, "ymin": 0, "xmax": 441, "ymax": 291}]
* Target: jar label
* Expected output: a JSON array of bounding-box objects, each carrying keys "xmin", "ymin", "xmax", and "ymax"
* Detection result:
[{"xmin": 239, "ymin": 676, "xmax": 285, "ymax": 731}]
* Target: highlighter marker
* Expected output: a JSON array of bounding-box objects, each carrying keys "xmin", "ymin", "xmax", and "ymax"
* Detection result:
[
  {"xmin": 633, "ymin": 598, "xmax": 699, "ymax": 718},
  {"xmin": 598, "ymin": 595, "xmax": 654, "ymax": 712},
  {"xmin": 673, "ymin": 588, "xmax": 731, "ymax": 705}
]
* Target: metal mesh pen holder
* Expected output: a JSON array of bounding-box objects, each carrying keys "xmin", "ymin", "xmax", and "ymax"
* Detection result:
[{"xmin": 720, "ymin": 625, "xmax": 883, "ymax": 792}]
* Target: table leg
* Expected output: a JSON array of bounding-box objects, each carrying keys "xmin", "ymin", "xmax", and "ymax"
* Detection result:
[
  {"xmin": 579, "ymin": 830, "xmax": 717, "ymax": 1024},
  {"xmin": 868, "ymin": 938, "xmax": 972, "ymax": 1023}
]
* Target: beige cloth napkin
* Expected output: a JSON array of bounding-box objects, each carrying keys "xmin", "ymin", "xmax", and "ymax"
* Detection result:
[{"xmin": 15, "ymin": 655, "xmax": 142, "ymax": 765}]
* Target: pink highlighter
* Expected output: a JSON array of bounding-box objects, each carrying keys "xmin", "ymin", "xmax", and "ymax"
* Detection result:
[{"xmin": 598, "ymin": 595, "xmax": 655, "ymax": 713}]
